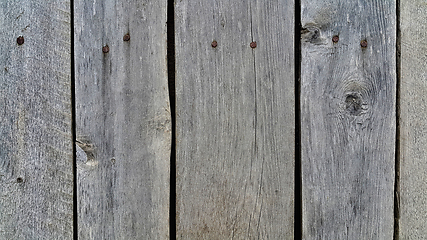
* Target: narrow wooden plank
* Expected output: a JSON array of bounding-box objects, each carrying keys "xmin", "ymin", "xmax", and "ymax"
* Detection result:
[
  {"xmin": 74, "ymin": 0, "xmax": 170, "ymax": 239},
  {"xmin": 400, "ymin": 1, "xmax": 427, "ymax": 238},
  {"xmin": 0, "ymin": 1, "xmax": 73, "ymax": 239},
  {"xmin": 175, "ymin": 0, "xmax": 295, "ymax": 238},
  {"xmin": 300, "ymin": 0, "xmax": 396, "ymax": 238}
]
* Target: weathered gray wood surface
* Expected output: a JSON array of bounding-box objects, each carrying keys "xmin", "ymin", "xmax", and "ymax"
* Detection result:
[
  {"xmin": 399, "ymin": 0, "xmax": 427, "ymax": 238},
  {"xmin": 74, "ymin": 0, "xmax": 170, "ymax": 239},
  {"xmin": 300, "ymin": 0, "xmax": 396, "ymax": 238},
  {"xmin": 0, "ymin": 1, "xmax": 73, "ymax": 239},
  {"xmin": 175, "ymin": 0, "xmax": 295, "ymax": 238}
]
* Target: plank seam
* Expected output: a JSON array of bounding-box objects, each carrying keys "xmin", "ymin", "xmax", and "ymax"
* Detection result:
[
  {"xmin": 167, "ymin": 0, "xmax": 177, "ymax": 239},
  {"xmin": 394, "ymin": 0, "xmax": 401, "ymax": 238},
  {"xmin": 70, "ymin": 0, "xmax": 77, "ymax": 238},
  {"xmin": 295, "ymin": 0, "xmax": 302, "ymax": 238}
]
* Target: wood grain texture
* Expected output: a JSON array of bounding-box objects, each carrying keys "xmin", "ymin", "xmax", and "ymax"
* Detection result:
[
  {"xmin": 300, "ymin": 0, "xmax": 396, "ymax": 238},
  {"xmin": 74, "ymin": 0, "xmax": 170, "ymax": 239},
  {"xmin": 399, "ymin": 0, "xmax": 427, "ymax": 238},
  {"xmin": 175, "ymin": 0, "xmax": 295, "ymax": 238},
  {"xmin": 0, "ymin": 1, "xmax": 73, "ymax": 239}
]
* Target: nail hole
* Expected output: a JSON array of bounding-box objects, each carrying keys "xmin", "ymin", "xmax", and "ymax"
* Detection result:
[
  {"xmin": 102, "ymin": 45, "xmax": 109, "ymax": 53},
  {"xmin": 211, "ymin": 40, "xmax": 217, "ymax": 48},
  {"xmin": 360, "ymin": 40, "xmax": 368, "ymax": 48},
  {"xmin": 123, "ymin": 33, "xmax": 130, "ymax": 41},
  {"xmin": 17, "ymin": 177, "xmax": 23, "ymax": 183},
  {"xmin": 17, "ymin": 36, "xmax": 24, "ymax": 45},
  {"xmin": 332, "ymin": 35, "xmax": 339, "ymax": 43}
]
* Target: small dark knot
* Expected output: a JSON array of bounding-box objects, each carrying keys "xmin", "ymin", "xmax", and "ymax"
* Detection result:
[{"xmin": 345, "ymin": 94, "xmax": 363, "ymax": 116}]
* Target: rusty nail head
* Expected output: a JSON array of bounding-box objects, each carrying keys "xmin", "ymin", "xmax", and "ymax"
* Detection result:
[
  {"xmin": 250, "ymin": 41, "xmax": 257, "ymax": 48},
  {"xmin": 17, "ymin": 36, "xmax": 24, "ymax": 45},
  {"xmin": 17, "ymin": 177, "xmax": 23, "ymax": 183},
  {"xmin": 360, "ymin": 40, "xmax": 368, "ymax": 48},
  {"xmin": 332, "ymin": 35, "xmax": 339, "ymax": 43},
  {"xmin": 123, "ymin": 33, "xmax": 130, "ymax": 41},
  {"xmin": 103, "ymin": 45, "xmax": 109, "ymax": 53},
  {"xmin": 211, "ymin": 40, "xmax": 218, "ymax": 48}
]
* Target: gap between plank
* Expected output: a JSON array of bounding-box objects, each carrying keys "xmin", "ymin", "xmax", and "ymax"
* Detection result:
[
  {"xmin": 167, "ymin": 0, "xmax": 177, "ymax": 239},
  {"xmin": 294, "ymin": 0, "xmax": 302, "ymax": 238},
  {"xmin": 394, "ymin": 0, "xmax": 401, "ymax": 239},
  {"xmin": 70, "ymin": 0, "xmax": 77, "ymax": 238}
]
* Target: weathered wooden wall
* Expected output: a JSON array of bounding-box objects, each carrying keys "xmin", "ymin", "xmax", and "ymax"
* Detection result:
[
  {"xmin": 74, "ymin": 0, "xmax": 170, "ymax": 239},
  {"xmin": 0, "ymin": 1, "xmax": 73, "ymax": 239},
  {"xmin": 1, "ymin": 0, "xmax": 427, "ymax": 239},
  {"xmin": 175, "ymin": 0, "xmax": 295, "ymax": 238},
  {"xmin": 300, "ymin": 0, "xmax": 396, "ymax": 238}
]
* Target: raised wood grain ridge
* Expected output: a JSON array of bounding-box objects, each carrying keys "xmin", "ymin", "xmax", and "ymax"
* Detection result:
[
  {"xmin": 175, "ymin": 0, "xmax": 295, "ymax": 238},
  {"xmin": 0, "ymin": 1, "xmax": 73, "ymax": 238},
  {"xmin": 399, "ymin": 0, "xmax": 427, "ymax": 238},
  {"xmin": 74, "ymin": 0, "xmax": 171, "ymax": 239},
  {"xmin": 300, "ymin": 0, "xmax": 396, "ymax": 238}
]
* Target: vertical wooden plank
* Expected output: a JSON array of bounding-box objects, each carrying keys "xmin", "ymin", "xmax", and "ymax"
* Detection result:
[
  {"xmin": 301, "ymin": 0, "xmax": 396, "ymax": 238},
  {"xmin": 400, "ymin": 1, "xmax": 427, "ymax": 238},
  {"xmin": 74, "ymin": 0, "xmax": 170, "ymax": 239},
  {"xmin": 175, "ymin": 0, "xmax": 295, "ymax": 238},
  {"xmin": 0, "ymin": 1, "xmax": 73, "ymax": 239}
]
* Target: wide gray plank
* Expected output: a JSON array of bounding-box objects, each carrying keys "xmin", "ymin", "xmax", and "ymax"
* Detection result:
[
  {"xmin": 74, "ymin": 0, "xmax": 170, "ymax": 239},
  {"xmin": 300, "ymin": 0, "xmax": 396, "ymax": 239},
  {"xmin": 175, "ymin": 0, "xmax": 295, "ymax": 238},
  {"xmin": 399, "ymin": 0, "xmax": 427, "ymax": 238},
  {"xmin": 0, "ymin": 1, "xmax": 73, "ymax": 239}
]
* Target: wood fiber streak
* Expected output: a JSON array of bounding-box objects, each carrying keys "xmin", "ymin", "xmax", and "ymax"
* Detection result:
[
  {"xmin": 399, "ymin": 0, "xmax": 427, "ymax": 238},
  {"xmin": 74, "ymin": 0, "xmax": 170, "ymax": 239},
  {"xmin": 0, "ymin": 0, "xmax": 73, "ymax": 239},
  {"xmin": 300, "ymin": 0, "xmax": 396, "ymax": 239},
  {"xmin": 175, "ymin": 0, "xmax": 295, "ymax": 239}
]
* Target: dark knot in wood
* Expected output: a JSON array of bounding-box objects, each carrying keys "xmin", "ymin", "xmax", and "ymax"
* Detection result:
[
  {"xmin": 301, "ymin": 24, "xmax": 322, "ymax": 45},
  {"xmin": 345, "ymin": 94, "xmax": 363, "ymax": 116}
]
